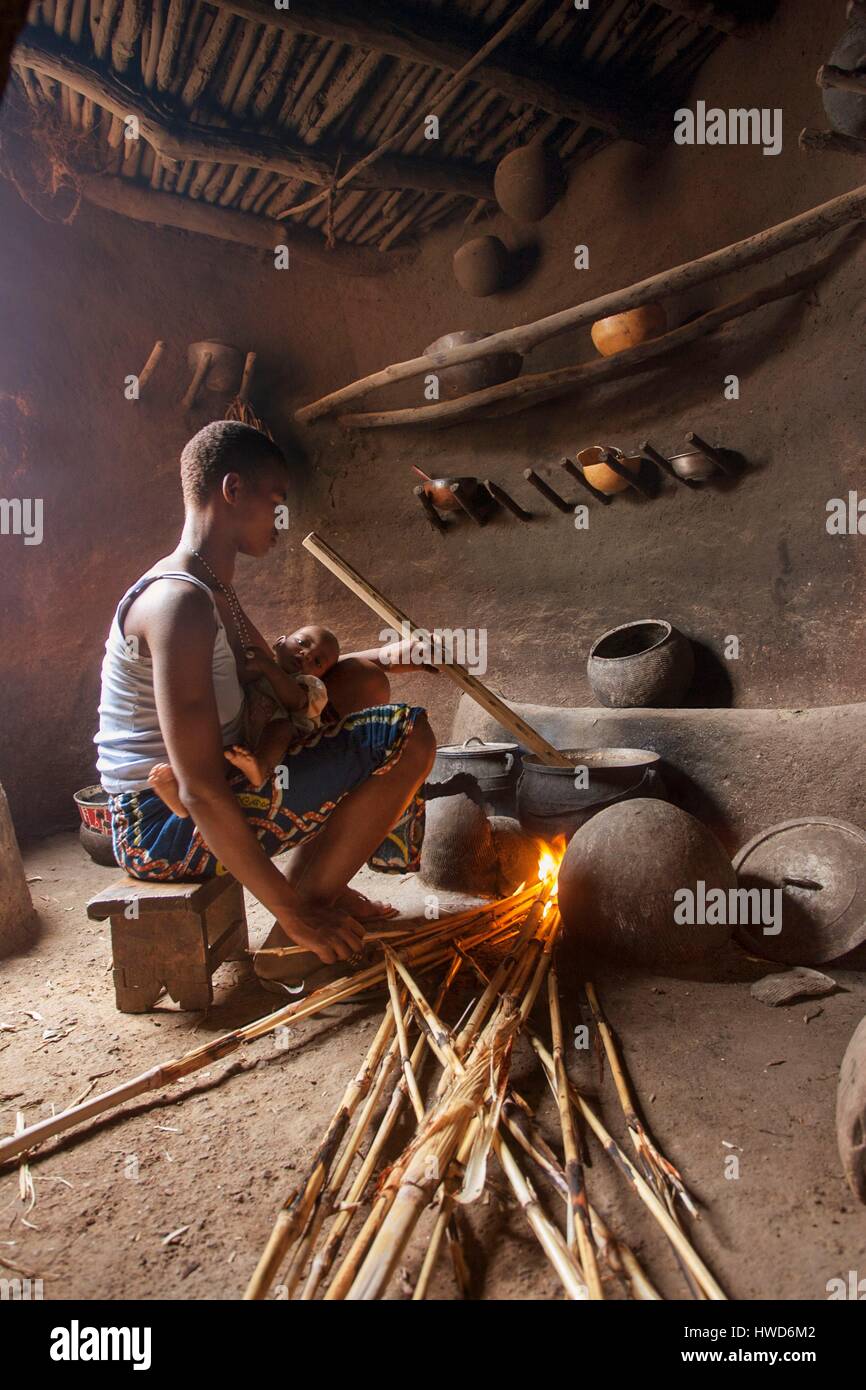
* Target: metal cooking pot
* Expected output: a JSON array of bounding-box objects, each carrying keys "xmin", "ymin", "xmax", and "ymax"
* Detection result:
[
  {"xmin": 517, "ymin": 747, "xmax": 665, "ymax": 842},
  {"xmin": 430, "ymin": 736, "xmax": 519, "ymax": 815}
]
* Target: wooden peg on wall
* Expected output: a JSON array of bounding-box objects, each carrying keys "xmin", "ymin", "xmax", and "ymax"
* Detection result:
[
  {"xmin": 641, "ymin": 439, "xmax": 688, "ymax": 484},
  {"xmin": 238, "ymin": 351, "xmax": 257, "ymax": 403},
  {"xmin": 561, "ymin": 456, "xmax": 611, "ymax": 505},
  {"xmin": 137, "ymin": 340, "xmax": 165, "ymax": 394},
  {"xmin": 603, "ymin": 449, "xmax": 654, "ymax": 498},
  {"xmin": 414, "ymin": 485, "xmax": 447, "ymax": 533},
  {"xmin": 685, "ymin": 431, "xmax": 735, "ymax": 476},
  {"xmin": 523, "ymin": 468, "xmax": 573, "ymax": 513},
  {"xmin": 484, "ymin": 479, "xmax": 533, "ymax": 521}
]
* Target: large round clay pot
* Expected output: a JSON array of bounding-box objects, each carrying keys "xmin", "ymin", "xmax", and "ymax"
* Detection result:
[
  {"xmin": 557, "ymin": 799, "xmax": 736, "ymax": 968},
  {"xmin": 590, "ymin": 303, "xmax": 667, "ymax": 358},
  {"xmin": 577, "ymin": 445, "xmax": 641, "ymax": 496},
  {"xmin": 837, "ymin": 1014, "xmax": 866, "ymax": 1203},
  {"xmin": 587, "ymin": 619, "xmax": 694, "ymax": 708},
  {"xmin": 452, "ymin": 236, "xmax": 509, "ymax": 297},
  {"xmin": 424, "ymin": 330, "xmax": 523, "ymax": 400},
  {"xmin": 494, "ymin": 141, "xmax": 565, "ymax": 223}
]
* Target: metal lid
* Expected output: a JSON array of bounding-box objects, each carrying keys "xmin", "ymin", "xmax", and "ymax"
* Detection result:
[
  {"xmin": 733, "ymin": 817, "xmax": 866, "ymax": 965},
  {"xmin": 435, "ymin": 737, "xmax": 518, "ymax": 758}
]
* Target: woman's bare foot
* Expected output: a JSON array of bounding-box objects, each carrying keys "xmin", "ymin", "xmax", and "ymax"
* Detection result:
[
  {"xmin": 147, "ymin": 763, "xmax": 189, "ymax": 818},
  {"xmin": 335, "ymin": 886, "xmax": 399, "ymax": 921},
  {"xmin": 224, "ymin": 744, "xmax": 268, "ymax": 787}
]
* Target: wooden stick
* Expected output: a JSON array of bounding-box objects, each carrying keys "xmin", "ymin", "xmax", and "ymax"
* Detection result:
[
  {"xmin": 211, "ymin": 0, "xmax": 664, "ymax": 145},
  {"xmin": 0, "ymin": 893, "xmax": 529, "ymax": 1167},
  {"xmin": 237, "ymin": 350, "xmax": 256, "ymax": 403},
  {"xmin": 12, "ymin": 34, "xmax": 493, "ymax": 202},
  {"xmin": 244, "ymin": 1008, "xmax": 397, "ymax": 1299},
  {"xmin": 335, "ymin": 259, "xmax": 832, "ymax": 428},
  {"xmin": 296, "ymin": 183, "xmax": 866, "ymax": 422},
  {"xmin": 78, "ymin": 174, "xmax": 398, "ymax": 277},
  {"xmin": 137, "ymin": 339, "xmax": 165, "ymax": 392},
  {"xmin": 530, "ymin": 1034, "xmax": 727, "ymax": 1301},
  {"xmin": 548, "ymin": 964, "xmax": 603, "ymax": 1298},
  {"xmin": 799, "ymin": 128, "xmax": 866, "ymax": 159},
  {"xmin": 301, "ymin": 531, "xmax": 568, "ymax": 766},
  {"xmin": 484, "ymin": 480, "xmax": 532, "ymax": 521}
]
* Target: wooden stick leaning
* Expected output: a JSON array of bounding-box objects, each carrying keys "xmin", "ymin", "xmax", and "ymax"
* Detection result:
[
  {"xmin": 548, "ymin": 963, "xmax": 603, "ymax": 1299},
  {"xmin": 529, "ymin": 1034, "xmax": 727, "ymax": 1301},
  {"xmin": 335, "ymin": 259, "xmax": 832, "ymax": 429},
  {"xmin": 244, "ymin": 1006, "xmax": 399, "ymax": 1299},
  {"xmin": 304, "ymin": 957, "xmax": 465, "ymax": 1301},
  {"xmin": 295, "ymin": 182, "xmax": 866, "ymax": 422},
  {"xmin": 584, "ymin": 981, "xmax": 696, "ymax": 1217},
  {"xmin": 0, "ymin": 890, "xmax": 533, "ymax": 1167},
  {"xmin": 302, "ymin": 531, "xmax": 568, "ymax": 767}
]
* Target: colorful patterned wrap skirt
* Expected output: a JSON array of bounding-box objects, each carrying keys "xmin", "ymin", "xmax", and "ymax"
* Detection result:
[{"xmin": 108, "ymin": 704, "xmax": 426, "ymax": 882}]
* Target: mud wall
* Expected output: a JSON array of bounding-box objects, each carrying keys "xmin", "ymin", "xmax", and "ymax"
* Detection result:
[{"xmin": 0, "ymin": 0, "xmax": 863, "ymax": 839}]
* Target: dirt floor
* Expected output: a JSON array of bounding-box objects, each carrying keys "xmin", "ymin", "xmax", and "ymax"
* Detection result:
[{"xmin": 1, "ymin": 831, "xmax": 865, "ymax": 1302}]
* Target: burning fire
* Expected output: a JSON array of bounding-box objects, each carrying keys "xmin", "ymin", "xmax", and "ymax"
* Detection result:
[{"xmin": 537, "ymin": 836, "xmax": 566, "ymax": 888}]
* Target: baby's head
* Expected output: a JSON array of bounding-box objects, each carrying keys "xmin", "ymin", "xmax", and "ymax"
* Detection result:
[{"xmin": 275, "ymin": 625, "xmax": 340, "ymax": 678}]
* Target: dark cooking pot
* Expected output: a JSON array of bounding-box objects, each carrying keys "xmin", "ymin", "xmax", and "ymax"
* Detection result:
[
  {"xmin": 430, "ymin": 736, "xmax": 519, "ymax": 815},
  {"xmin": 517, "ymin": 747, "xmax": 665, "ymax": 842},
  {"xmin": 587, "ymin": 619, "xmax": 694, "ymax": 708}
]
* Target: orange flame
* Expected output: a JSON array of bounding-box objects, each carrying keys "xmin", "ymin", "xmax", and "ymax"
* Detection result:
[{"xmin": 536, "ymin": 836, "xmax": 566, "ymax": 886}]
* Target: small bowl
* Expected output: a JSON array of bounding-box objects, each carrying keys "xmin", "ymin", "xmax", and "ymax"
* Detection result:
[
  {"xmin": 577, "ymin": 445, "xmax": 641, "ymax": 495},
  {"xmin": 668, "ymin": 449, "xmax": 715, "ymax": 482}
]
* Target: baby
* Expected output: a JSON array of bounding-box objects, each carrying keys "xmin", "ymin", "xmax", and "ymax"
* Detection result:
[{"xmin": 148, "ymin": 624, "xmax": 340, "ymax": 817}]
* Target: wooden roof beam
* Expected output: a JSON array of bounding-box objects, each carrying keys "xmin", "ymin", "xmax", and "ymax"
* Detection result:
[
  {"xmin": 212, "ymin": 0, "xmax": 670, "ymax": 145},
  {"xmin": 11, "ymin": 33, "xmax": 495, "ymax": 199},
  {"xmin": 77, "ymin": 172, "xmax": 406, "ymax": 275}
]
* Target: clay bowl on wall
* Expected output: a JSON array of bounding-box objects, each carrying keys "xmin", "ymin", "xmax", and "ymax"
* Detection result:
[
  {"xmin": 590, "ymin": 303, "xmax": 667, "ymax": 358},
  {"xmin": 587, "ymin": 619, "xmax": 694, "ymax": 708},
  {"xmin": 577, "ymin": 445, "xmax": 641, "ymax": 495},
  {"xmin": 493, "ymin": 141, "xmax": 565, "ymax": 223},
  {"xmin": 424, "ymin": 330, "xmax": 523, "ymax": 400},
  {"xmin": 452, "ymin": 236, "xmax": 509, "ymax": 297}
]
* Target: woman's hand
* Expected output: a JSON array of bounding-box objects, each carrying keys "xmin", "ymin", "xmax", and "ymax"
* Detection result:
[{"xmin": 275, "ymin": 904, "xmax": 365, "ymax": 963}]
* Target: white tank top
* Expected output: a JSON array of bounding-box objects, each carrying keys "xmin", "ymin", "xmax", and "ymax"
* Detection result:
[{"xmin": 95, "ymin": 570, "xmax": 245, "ymax": 794}]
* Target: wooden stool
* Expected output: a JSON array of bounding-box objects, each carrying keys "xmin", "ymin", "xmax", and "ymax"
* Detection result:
[{"xmin": 86, "ymin": 874, "xmax": 249, "ymax": 1014}]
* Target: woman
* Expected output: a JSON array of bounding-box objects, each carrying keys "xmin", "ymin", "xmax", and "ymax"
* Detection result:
[{"xmin": 95, "ymin": 421, "xmax": 436, "ymax": 987}]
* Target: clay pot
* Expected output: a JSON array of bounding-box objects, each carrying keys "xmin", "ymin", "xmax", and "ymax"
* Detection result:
[
  {"xmin": 557, "ymin": 798, "xmax": 736, "ymax": 967},
  {"xmin": 587, "ymin": 619, "xmax": 694, "ymax": 708},
  {"xmin": 423, "ymin": 330, "xmax": 523, "ymax": 400},
  {"xmin": 577, "ymin": 445, "xmax": 641, "ymax": 496},
  {"xmin": 493, "ymin": 142, "xmax": 565, "ymax": 223},
  {"xmin": 590, "ymin": 303, "xmax": 667, "ymax": 357},
  {"xmin": 74, "ymin": 784, "xmax": 118, "ymax": 866},
  {"xmin": 452, "ymin": 236, "xmax": 509, "ymax": 297},
  {"xmin": 517, "ymin": 748, "xmax": 665, "ymax": 842}
]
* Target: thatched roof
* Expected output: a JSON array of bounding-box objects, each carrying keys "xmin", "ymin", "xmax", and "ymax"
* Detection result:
[{"xmin": 6, "ymin": 1, "xmax": 752, "ymax": 265}]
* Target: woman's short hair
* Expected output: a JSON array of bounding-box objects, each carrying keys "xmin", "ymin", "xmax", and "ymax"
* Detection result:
[{"xmin": 180, "ymin": 421, "xmax": 286, "ymax": 504}]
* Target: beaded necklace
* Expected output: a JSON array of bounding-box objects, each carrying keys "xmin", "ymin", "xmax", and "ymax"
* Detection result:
[{"xmin": 190, "ymin": 549, "xmax": 251, "ymax": 652}]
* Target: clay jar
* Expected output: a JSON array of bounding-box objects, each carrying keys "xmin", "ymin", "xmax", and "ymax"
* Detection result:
[
  {"xmin": 452, "ymin": 236, "xmax": 509, "ymax": 297},
  {"xmin": 587, "ymin": 619, "xmax": 694, "ymax": 708},
  {"xmin": 557, "ymin": 798, "xmax": 736, "ymax": 968},
  {"xmin": 493, "ymin": 141, "xmax": 565, "ymax": 222},
  {"xmin": 423, "ymin": 330, "xmax": 523, "ymax": 400}
]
